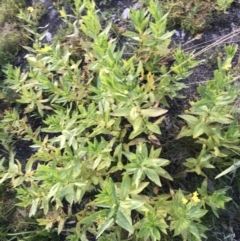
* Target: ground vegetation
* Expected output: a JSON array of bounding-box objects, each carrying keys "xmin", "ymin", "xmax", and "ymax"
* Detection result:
[{"xmin": 0, "ymin": 0, "xmax": 239, "ymax": 240}]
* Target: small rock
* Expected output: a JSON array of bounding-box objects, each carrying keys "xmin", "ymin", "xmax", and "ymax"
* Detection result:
[
  {"xmin": 45, "ymin": 32, "xmax": 52, "ymax": 42},
  {"xmin": 174, "ymin": 30, "xmax": 181, "ymax": 38},
  {"xmin": 121, "ymin": 8, "xmax": 130, "ymax": 20},
  {"xmin": 48, "ymin": 8, "xmax": 59, "ymax": 20},
  {"xmin": 132, "ymin": 2, "xmax": 142, "ymax": 10}
]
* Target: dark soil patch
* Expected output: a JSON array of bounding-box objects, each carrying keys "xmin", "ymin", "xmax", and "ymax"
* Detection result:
[{"xmin": 167, "ymin": 1, "xmax": 240, "ymax": 116}]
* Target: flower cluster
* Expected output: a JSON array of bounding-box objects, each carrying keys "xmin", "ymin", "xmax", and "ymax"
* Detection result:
[
  {"xmin": 191, "ymin": 191, "xmax": 200, "ymax": 203},
  {"xmin": 182, "ymin": 191, "xmax": 200, "ymax": 205}
]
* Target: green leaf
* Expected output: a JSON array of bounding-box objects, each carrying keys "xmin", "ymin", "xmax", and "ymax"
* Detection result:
[
  {"xmin": 145, "ymin": 168, "xmax": 161, "ymax": 186},
  {"xmin": 111, "ymin": 107, "xmax": 131, "ymax": 116},
  {"xmin": 187, "ymin": 204, "xmax": 208, "ymax": 220},
  {"xmin": 0, "ymin": 173, "xmax": 11, "ymax": 184},
  {"xmin": 122, "ymin": 198, "xmax": 144, "ymax": 210},
  {"xmin": 48, "ymin": 183, "xmax": 61, "ymax": 198},
  {"xmin": 12, "ymin": 176, "xmax": 25, "ymax": 187},
  {"xmin": 129, "ymin": 107, "xmax": 140, "ymax": 121},
  {"xmin": 151, "ymin": 226, "xmax": 161, "ymax": 240},
  {"xmin": 123, "ymin": 151, "xmax": 136, "ymax": 162},
  {"xmin": 58, "ymin": 217, "xmax": 65, "ymax": 234},
  {"xmin": 159, "ymin": 31, "xmax": 174, "ymax": 40},
  {"xmin": 134, "ymin": 168, "xmax": 143, "ymax": 187},
  {"xmin": 122, "ymin": 31, "xmax": 140, "ymax": 41},
  {"xmin": 141, "ymin": 108, "xmax": 168, "ymax": 117},
  {"xmin": 29, "ymin": 198, "xmax": 39, "ymax": 217},
  {"xmin": 146, "ymin": 122, "xmax": 161, "ymax": 134},
  {"xmin": 120, "ymin": 175, "xmax": 131, "ymax": 199},
  {"xmin": 215, "ymin": 160, "xmax": 240, "ymax": 179},
  {"xmin": 22, "ymin": 45, "xmax": 36, "ymax": 53},
  {"xmin": 59, "ymin": 135, "xmax": 66, "ymax": 149},
  {"xmin": 129, "ymin": 117, "xmax": 144, "ymax": 139},
  {"xmin": 65, "ymin": 184, "xmax": 75, "ymax": 205},
  {"xmin": 193, "ymin": 121, "xmax": 206, "ymax": 138},
  {"xmin": 130, "ymin": 182, "xmax": 149, "ymax": 195},
  {"xmin": 157, "ymin": 167, "xmax": 173, "ymax": 180},
  {"xmin": 173, "ymin": 218, "xmax": 190, "ymax": 236},
  {"xmin": 116, "ymin": 210, "xmax": 134, "ymax": 234},
  {"xmin": 179, "ymin": 114, "xmax": 198, "ymax": 126},
  {"xmin": 25, "ymin": 158, "xmax": 34, "ymax": 174},
  {"xmin": 93, "ymin": 155, "xmax": 102, "ymax": 170},
  {"xmin": 96, "ymin": 218, "xmax": 114, "ymax": 238},
  {"xmin": 189, "ymin": 223, "xmax": 200, "ymax": 239},
  {"xmin": 132, "ymin": 116, "xmax": 143, "ymax": 134},
  {"xmin": 80, "ymin": 210, "xmax": 109, "ymax": 225},
  {"xmin": 42, "ymin": 197, "xmax": 49, "ymax": 215}
]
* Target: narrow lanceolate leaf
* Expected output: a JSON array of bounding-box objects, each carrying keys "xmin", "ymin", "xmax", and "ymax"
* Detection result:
[
  {"xmin": 215, "ymin": 160, "xmax": 240, "ymax": 179},
  {"xmin": 58, "ymin": 217, "xmax": 65, "ymax": 234},
  {"xmin": 42, "ymin": 197, "xmax": 49, "ymax": 215},
  {"xmin": 122, "ymin": 31, "xmax": 140, "ymax": 41},
  {"xmin": 141, "ymin": 108, "xmax": 168, "ymax": 117},
  {"xmin": 179, "ymin": 114, "xmax": 198, "ymax": 126},
  {"xmin": 93, "ymin": 155, "xmax": 102, "ymax": 170},
  {"xmin": 111, "ymin": 107, "xmax": 131, "ymax": 116},
  {"xmin": 159, "ymin": 31, "xmax": 174, "ymax": 40},
  {"xmin": 127, "ymin": 198, "xmax": 145, "ymax": 210},
  {"xmin": 65, "ymin": 184, "xmax": 75, "ymax": 205},
  {"xmin": 0, "ymin": 173, "xmax": 11, "ymax": 184},
  {"xmin": 145, "ymin": 168, "xmax": 161, "ymax": 186},
  {"xmin": 116, "ymin": 210, "xmax": 134, "ymax": 234},
  {"xmin": 134, "ymin": 168, "xmax": 143, "ymax": 188},
  {"xmin": 187, "ymin": 204, "xmax": 208, "ymax": 219},
  {"xmin": 96, "ymin": 218, "xmax": 114, "ymax": 238},
  {"xmin": 130, "ymin": 182, "xmax": 150, "ymax": 195},
  {"xmin": 29, "ymin": 198, "xmax": 39, "ymax": 217},
  {"xmin": 132, "ymin": 116, "xmax": 143, "ymax": 134},
  {"xmin": 129, "ymin": 117, "xmax": 144, "ymax": 139},
  {"xmin": 25, "ymin": 157, "xmax": 34, "ymax": 174},
  {"xmin": 48, "ymin": 182, "xmax": 61, "ymax": 198},
  {"xmin": 147, "ymin": 72, "xmax": 155, "ymax": 90},
  {"xmin": 120, "ymin": 175, "xmax": 131, "ymax": 199}
]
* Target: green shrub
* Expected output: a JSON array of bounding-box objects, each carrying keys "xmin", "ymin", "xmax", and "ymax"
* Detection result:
[
  {"xmin": 0, "ymin": 0, "xmax": 27, "ymax": 68},
  {"xmin": 0, "ymin": 24, "xmax": 23, "ymax": 66},
  {"xmin": 178, "ymin": 44, "xmax": 240, "ymax": 177},
  {"xmin": 0, "ymin": 0, "xmax": 26, "ymax": 24},
  {"xmin": 0, "ymin": 0, "xmax": 46, "ymax": 69},
  {"xmin": 215, "ymin": 0, "xmax": 234, "ymax": 11},
  {"xmin": 158, "ymin": 0, "xmax": 233, "ymax": 33},
  {"xmin": 0, "ymin": 0, "xmax": 238, "ymax": 240}
]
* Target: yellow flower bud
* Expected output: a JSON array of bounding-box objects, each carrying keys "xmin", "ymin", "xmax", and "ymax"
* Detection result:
[{"xmin": 27, "ymin": 7, "xmax": 34, "ymax": 13}]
